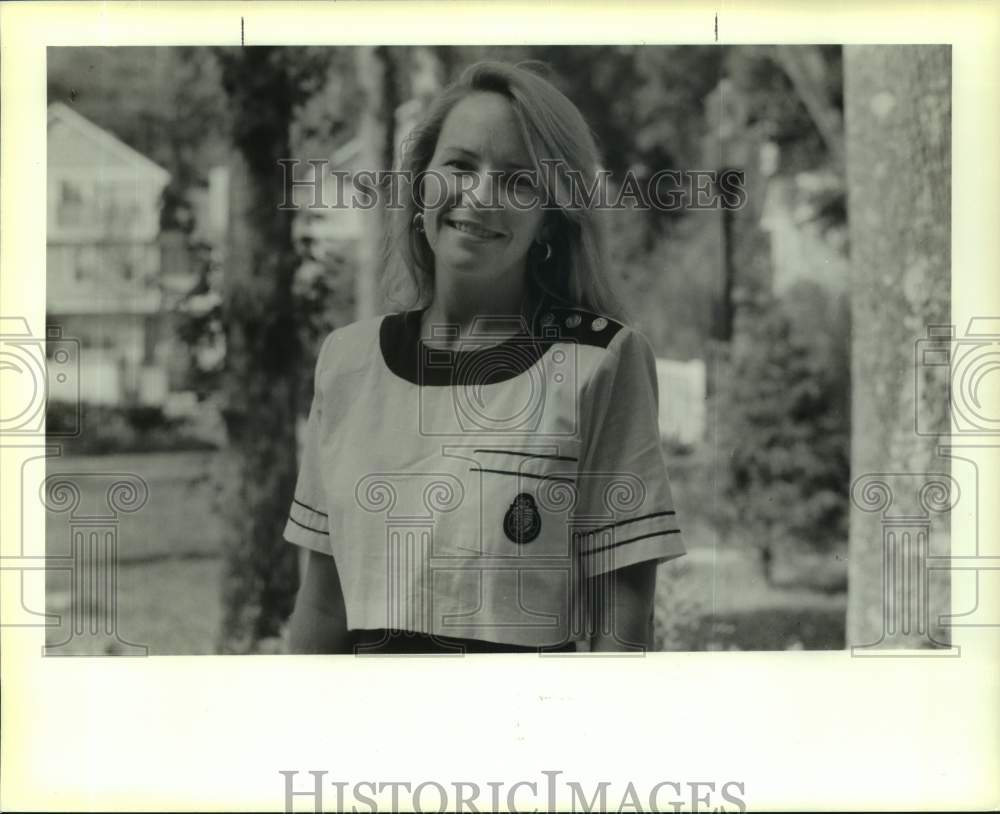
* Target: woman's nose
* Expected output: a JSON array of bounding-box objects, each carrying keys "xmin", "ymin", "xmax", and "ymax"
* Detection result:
[{"xmin": 460, "ymin": 168, "xmax": 502, "ymax": 210}]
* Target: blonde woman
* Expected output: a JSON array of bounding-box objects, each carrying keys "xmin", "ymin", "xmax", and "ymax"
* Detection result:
[{"xmin": 285, "ymin": 61, "xmax": 686, "ymax": 654}]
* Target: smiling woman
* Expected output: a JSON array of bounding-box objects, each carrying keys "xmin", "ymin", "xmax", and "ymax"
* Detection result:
[
  {"xmin": 389, "ymin": 61, "xmax": 623, "ymax": 331},
  {"xmin": 418, "ymin": 90, "xmax": 547, "ymax": 343},
  {"xmin": 284, "ymin": 61, "xmax": 687, "ymax": 655}
]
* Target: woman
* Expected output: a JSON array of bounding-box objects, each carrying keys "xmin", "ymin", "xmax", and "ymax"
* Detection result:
[{"xmin": 285, "ymin": 60, "xmax": 686, "ymax": 654}]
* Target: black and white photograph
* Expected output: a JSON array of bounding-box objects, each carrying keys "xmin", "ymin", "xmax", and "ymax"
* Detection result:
[
  {"xmin": 1, "ymin": 2, "xmax": 997, "ymax": 812},
  {"xmin": 37, "ymin": 41, "xmax": 951, "ymax": 656}
]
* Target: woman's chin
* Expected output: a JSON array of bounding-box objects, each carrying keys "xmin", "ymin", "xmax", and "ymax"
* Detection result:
[{"xmin": 437, "ymin": 250, "xmax": 495, "ymax": 274}]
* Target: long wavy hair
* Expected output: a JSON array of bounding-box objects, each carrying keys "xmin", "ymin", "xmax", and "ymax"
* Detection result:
[{"xmin": 382, "ymin": 59, "xmax": 627, "ymax": 325}]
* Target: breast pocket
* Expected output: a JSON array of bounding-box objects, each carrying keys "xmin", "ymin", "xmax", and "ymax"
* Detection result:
[{"xmin": 467, "ymin": 443, "xmax": 582, "ymax": 559}]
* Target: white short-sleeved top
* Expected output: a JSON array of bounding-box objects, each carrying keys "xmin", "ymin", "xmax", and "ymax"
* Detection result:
[{"xmin": 283, "ymin": 305, "xmax": 686, "ymax": 647}]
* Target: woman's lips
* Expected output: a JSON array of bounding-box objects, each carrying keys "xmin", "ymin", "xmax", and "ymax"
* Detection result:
[{"xmin": 443, "ymin": 216, "xmax": 505, "ymax": 240}]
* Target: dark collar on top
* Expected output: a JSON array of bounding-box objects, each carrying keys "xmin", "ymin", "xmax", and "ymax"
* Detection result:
[{"xmin": 380, "ymin": 307, "xmax": 557, "ymax": 387}]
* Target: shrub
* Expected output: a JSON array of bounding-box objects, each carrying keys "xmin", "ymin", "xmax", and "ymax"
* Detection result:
[
  {"xmin": 45, "ymin": 401, "xmax": 219, "ymax": 455},
  {"xmin": 717, "ymin": 281, "xmax": 850, "ymax": 582}
]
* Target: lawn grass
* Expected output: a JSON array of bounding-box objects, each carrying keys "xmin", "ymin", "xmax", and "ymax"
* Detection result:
[
  {"xmin": 45, "ymin": 451, "xmax": 225, "ymax": 655},
  {"xmin": 45, "ymin": 450, "xmax": 847, "ymax": 655},
  {"xmin": 654, "ymin": 549, "xmax": 846, "ymax": 651},
  {"xmin": 46, "ymin": 557, "xmax": 223, "ymax": 656}
]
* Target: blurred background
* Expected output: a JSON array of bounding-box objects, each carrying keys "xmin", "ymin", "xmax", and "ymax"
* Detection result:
[{"xmin": 43, "ymin": 45, "xmax": 949, "ymax": 654}]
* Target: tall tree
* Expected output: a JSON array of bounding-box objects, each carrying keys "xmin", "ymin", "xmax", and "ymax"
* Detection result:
[
  {"xmin": 353, "ymin": 46, "xmax": 398, "ymax": 318},
  {"xmin": 213, "ymin": 47, "xmax": 330, "ymax": 653},
  {"xmin": 844, "ymin": 46, "xmax": 951, "ymax": 648}
]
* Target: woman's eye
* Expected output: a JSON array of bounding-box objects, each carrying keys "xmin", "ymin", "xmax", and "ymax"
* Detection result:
[
  {"xmin": 507, "ymin": 174, "xmax": 539, "ymax": 198},
  {"xmin": 445, "ymin": 159, "xmax": 474, "ymax": 172}
]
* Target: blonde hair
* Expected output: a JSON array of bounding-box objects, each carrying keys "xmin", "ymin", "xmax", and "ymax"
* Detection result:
[{"xmin": 383, "ymin": 59, "xmax": 627, "ymax": 324}]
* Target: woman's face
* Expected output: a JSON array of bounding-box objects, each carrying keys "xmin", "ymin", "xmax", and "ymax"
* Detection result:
[{"xmin": 420, "ymin": 91, "xmax": 545, "ymax": 286}]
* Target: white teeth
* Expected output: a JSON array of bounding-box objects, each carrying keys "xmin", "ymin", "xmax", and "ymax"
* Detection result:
[{"xmin": 449, "ymin": 220, "xmax": 497, "ymax": 238}]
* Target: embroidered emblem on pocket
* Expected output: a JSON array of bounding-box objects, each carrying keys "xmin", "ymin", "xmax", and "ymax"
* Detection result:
[{"xmin": 504, "ymin": 492, "xmax": 542, "ymax": 544}]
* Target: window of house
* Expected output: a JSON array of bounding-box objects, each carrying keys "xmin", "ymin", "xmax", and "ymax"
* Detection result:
[
  {"xmin": 56, "ymin": 179, "xmax": 87, "ymax": 229},
  {"xmin": 74, "ymin": 246, "xmax": 98, "ymax": 283}
]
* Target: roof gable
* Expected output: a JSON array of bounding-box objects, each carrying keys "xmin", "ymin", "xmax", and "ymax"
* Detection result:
[{"xmin": 47, "ymin": 102, "xmax": 170, "ymax": 183}]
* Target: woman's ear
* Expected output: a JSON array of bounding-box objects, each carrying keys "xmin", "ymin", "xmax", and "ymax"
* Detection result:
[{"xmin": 536, "ymin": 217, "xmax": 555, "ymax": 245}]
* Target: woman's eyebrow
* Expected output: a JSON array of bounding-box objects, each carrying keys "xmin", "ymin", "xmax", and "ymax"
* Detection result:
[{"xmin": 441, "ymin": 145, "xmax": 533, "ymax": 172}]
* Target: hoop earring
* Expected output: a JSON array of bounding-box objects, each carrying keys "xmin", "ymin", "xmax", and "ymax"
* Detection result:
[
  {"xmin": 536, "ymin": 240, "xmax": 552, "ymax": 262},
  {"xmin": 414, "ymin": 212, "xmax": 425, "ymax": 234}
]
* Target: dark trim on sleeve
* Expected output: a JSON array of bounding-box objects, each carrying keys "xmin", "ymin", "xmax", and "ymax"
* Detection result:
[
  {"xmin": 581, "ymin": 528, "xmax": 681, "ymax": 555},
  {"xmin": 293, "ymin": 497, "xmax": 329, "ymax": 518},
  {"xmin": 287, "ymin": 515, "xmax": 328, "ymax": 536},
  {"xmin": 576, "ymin": 510, "xmax": 676, "ymax": 538}
]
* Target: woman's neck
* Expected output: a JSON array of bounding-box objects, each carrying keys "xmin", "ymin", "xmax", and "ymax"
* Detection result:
[{"xmin": 420, "ymin": 270, "xmax": 533, "ymax": 348}]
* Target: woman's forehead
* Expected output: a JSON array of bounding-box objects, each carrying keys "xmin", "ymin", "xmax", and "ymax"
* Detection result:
[{"xmin": 436, "ymin": 91, "xmax": 532, "ymax": 167}]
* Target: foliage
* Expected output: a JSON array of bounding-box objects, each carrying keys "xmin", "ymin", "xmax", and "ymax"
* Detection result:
[
  {"xmin": 526, "ymin": 46, "xmax": 724, "ymax": 177},
  {"xmin": 210, "ymin": 46, "xmax": 336, "ymax": 654},
  {"xmin": 46, "ymin": 401, "xmax": 218, "ymax": 456},
  {"xmin": 718, "ymin": 281, "xmax": 850, "ymax": 573},
  {"xmin": 48, "ymin": 47, "xmax": 232, "ymax": 232}
]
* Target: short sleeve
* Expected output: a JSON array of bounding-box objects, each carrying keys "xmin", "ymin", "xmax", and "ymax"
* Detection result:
[
  {"xmin": 573, "ymin": 328, "xmax": 687, "ymax": 578},
  {"xmin": 282, "ymin": 333, "xmax": 334, "ymax": 555}
]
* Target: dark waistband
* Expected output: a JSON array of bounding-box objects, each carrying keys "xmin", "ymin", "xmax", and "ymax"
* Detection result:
[{"xmin": 351, "ymin": 628, "xmax": 577, "ymax": 655}]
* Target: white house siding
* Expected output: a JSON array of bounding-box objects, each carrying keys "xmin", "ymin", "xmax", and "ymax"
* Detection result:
[
  {"xmin": 47, "ymin": 103, "xmax": 171, "ymax": 406},
  {"xmin": 655, "ymin": 357, "xmax": 707, "ymax": 447}
]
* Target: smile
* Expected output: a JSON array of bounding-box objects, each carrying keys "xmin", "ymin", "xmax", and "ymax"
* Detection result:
[{"xmin": 443, "ymin": 217, "xmax": 504, "ymax": 240}]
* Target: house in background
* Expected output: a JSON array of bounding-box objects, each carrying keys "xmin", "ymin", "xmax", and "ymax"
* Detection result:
[
  {"xmin": 46, "ymin": 102, "xmax": 176, "ymax": 407},
  {"xmin": 655, "ymin": 357, "xmax": 707, "ymax": 447}
]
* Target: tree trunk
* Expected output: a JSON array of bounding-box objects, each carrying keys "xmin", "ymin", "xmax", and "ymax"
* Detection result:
[
  {"xmin": 216, "ymin": 48, "xmax": 302, "ymax": 654},
  {"xmin": 774, "ymin": 46, "xmax": 845, "ymax": 171},
  {"xmin": 353, "ymin": 46, "xmax": 397, "ymax": 319},
  {"xmin": 844, "ymin": 46, "xmax": 951, "ymax": 649}
]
